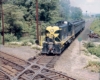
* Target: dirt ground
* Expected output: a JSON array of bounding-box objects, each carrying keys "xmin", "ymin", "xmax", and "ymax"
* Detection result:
[
  {"xmin": 54, "ymin": 40, "xmax": 100, "ymax": 80},
  {"xmin": 0, "ymin": 40, "xmax": 100, "ymax": 80},
  {"xmin": 0, "ymin": 45, "xmax": 40, "ymax": 61}
]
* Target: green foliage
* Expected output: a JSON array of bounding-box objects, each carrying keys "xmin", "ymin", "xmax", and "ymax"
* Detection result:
[
  {"xmin": 5, "ymin": 34, "xmax": 17, "ymax": 42},
  {"xmin": 88, "ymin": 61, "xmax": 100, "ymax": 66},
  {"xmin": 59, "ymin": 0, "xmax": 70, "ymax": 19},
  {"xmin": 20, "ymin": 40, "xmax": 34, "ymax": 46},
  {"xmin": 85, "ymin": 61, "xmax": 100, "ymax": 72},
  {"xmin": 3, "ymin": 4, "xmax": 30, "ymax": 39},
  {"xmin": 21, "ymin": 41, "xmax": 28, "ymax": 46},
  {"xmin": 84, "ymin": 42, "xmax": 95, "ymax": 48},
  {"xmin": 31, "ymin": 45, "xmax": 42, "ymax": 50},
  {"xmin": 70, "ymin": 7, "xmax": 82, "ymax": 20},
  {"xmin": 90, "ymin": 19, "xmax": 100, "ymax": 35},
  {"xmin": 96, "ymin": 14, "xmax": 100, "ymax": 20},
  {"xmin": 84, "ymin": 42, "xmax": 100, "ymax": 58},
  {"xmin": 4, "ymin": 0, "xmax": 83, "ymax": 43},
  {"xmin": 88, "ymin": 47, "xmax": 100, "ymax": 57},
  {"xmin": 29, "ymin": 39, "xmax": 34, "ymax": 44}
]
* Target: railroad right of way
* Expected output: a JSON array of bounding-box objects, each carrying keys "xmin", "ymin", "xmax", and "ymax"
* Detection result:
[{"xmin": 0, "ymin": 51, "xmax": 76, "ymax": 80}]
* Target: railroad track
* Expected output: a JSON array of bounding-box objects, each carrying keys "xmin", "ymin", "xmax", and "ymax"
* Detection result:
[
  {"xmin": 0, "ymin": 51, "xmax": 76, "ymax": 80},
  {"xmin": 18, "ymin": 67, "xmax": 75, "ymax": 80},
  {"xmin": 28, "ymin": 55, "xmax": 59, "ymax": 68},
  {"xmin": 0, "ymin": 51, "xmax": 30, "ymax": 79},
  {"xmin": 0, "ymin": 71, "xmax": 10, "ymax": 80}
]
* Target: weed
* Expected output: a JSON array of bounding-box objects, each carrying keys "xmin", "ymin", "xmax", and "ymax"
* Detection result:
[
  {"xmin": 90, "ymin": 19, "xmax": 100, "ymax": 35},
  {"xmin": 21, "ymin": 41, "xmax": 28, "ymax": 46},
  {"xmin": 85, "ymin": 61, "xmax": 100, "ymax": 72},
  {"xmin": 84, "ymin": 42, "xmax": 100, "ymax": 58}
]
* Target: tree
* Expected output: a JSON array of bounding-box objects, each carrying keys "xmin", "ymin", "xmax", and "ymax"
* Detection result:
[
  {"xmin": 40, "ymin": 0, "xmax": 61, "ymax": 23},
  {"xmin": 70, "ymin": 7, "xmax": 82, "ymax": 20},
  {"xmin": 3, "ymin": 4, "xmax": 29, "ymax": 39},
  {"xmin": 5, "ymin": 0, "xmax": 60, "ymax": 39},
  {"xmin": 4, "ymin": 0, "xmax": 84, "ymax": 42},
  {"xmin": 96, "ymin": 14, "xmax": 100, "ymax": 20},
  {"xmin": 59, "ymin": 0, "xmax": 70, "ymax": 20}
]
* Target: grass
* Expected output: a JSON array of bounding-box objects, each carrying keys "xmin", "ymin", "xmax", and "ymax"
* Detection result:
[
  {"xmin": 84, "ymin": 42, "xmax": 100, "ymax": 58},
  {"xmin": 90, "ymin": 19, "xmax": 100, "ymax": 35},
  {"xmin": 31, "ymin": 46, "xmax": 42, "ymax": 50},
  {"xmin": 83, "ymin": 42, "xmax": 100, "ymax": 72},
  {"xmin": 1, "ymin": 35, "xmax": 42, "ymax": 51},
  {"xmin": 88, "ymin": 47, "xmax": 100, "ymax": 57},
  {"xmin": 4, "ymin": 35, "xmax": 35, "ymax": 46},
  {"xmin": 85, "ymin": 61, "xmax": 100, "ymax": 72},
  {"xmin": 82, "ymin": 49, "xmax": 90, "ymax": 56}
]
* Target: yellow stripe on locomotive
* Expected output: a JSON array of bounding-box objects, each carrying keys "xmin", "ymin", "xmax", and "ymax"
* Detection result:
[{"xmin": 46, "ymin": 26, "xmax": 61, "ymax": 38}]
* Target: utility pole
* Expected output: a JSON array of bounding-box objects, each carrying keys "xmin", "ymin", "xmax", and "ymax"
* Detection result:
[
  {"xmin": 35, "ymin": 0, "xmax": 39, "ymax": 45},
  {"xmin": 0, "ymin": 0, "xmax": 1, "ymax": 71},
  {"xmin": 0, "ymin": 0, "xmax": 4, "ymax": 45},
  {"xmin": 0, "ymin": 0, "xmax": 1, "ymax": 43}
]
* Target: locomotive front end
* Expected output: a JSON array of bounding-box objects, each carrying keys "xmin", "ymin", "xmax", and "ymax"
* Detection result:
[{"xmin": 42, "ymin": 26, "xmax": 61, "ymax": 54}]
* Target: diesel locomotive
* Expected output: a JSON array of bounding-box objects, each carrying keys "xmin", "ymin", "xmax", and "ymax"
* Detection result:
[{"xmin": 41, "ymin": 19, "xmax": 85, "ymax": 54}]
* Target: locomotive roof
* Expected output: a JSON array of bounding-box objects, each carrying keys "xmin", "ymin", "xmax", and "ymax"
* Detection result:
[
  {"xmin": 71, "ymin": 19, "xmax": 85, "ymax": 24},
  {"xmin": 55, "ymin": 21, "xmax": 68, "ymax": 27},
  {"xmin": 54, "ymin": 19, "xmax": 85, "ymax": 27}
]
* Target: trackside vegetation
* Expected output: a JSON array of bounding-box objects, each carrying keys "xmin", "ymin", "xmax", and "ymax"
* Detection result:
[
  {"xmin": 90, "ymin": 19, "xmax": 100, "ymax": 35},
  {"xmin": 84, "ymin": 42, "xmax": 100, "ymax": 58},
  {"xmin": 84, "ymin": 42, "xmax": 100, "ymax": 72},
  {"xmin": 84, "ymin": 18, "xmax": 100, "ymax": 72},
  {"xmin": 0, "ymin": 0, "xmax": 83, "ymax": 44},
  {"xmin": 85, "ymin": 61, "xmax": 100, "ymax": 72}
]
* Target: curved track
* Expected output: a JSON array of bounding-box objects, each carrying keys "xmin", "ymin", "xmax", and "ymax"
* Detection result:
[
  {"xmin": 28, "ymin": 55, "xmax": 59, "ymax": 68},
  {"xmin": 0, "ymin": 19, "xmax": 97, "ymax": 80},
  {"xmin": 0, "ymin": 51, "xmax": 76, "ymax": 80},
  {"xmin": 0, "ymin": 71, "xmax": 10, "ymax": 80}
]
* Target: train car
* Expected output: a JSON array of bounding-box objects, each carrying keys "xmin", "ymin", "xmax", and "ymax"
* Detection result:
[{"xmin": 41, "ymin": 19, "xmax": 85, "ymax": 54}]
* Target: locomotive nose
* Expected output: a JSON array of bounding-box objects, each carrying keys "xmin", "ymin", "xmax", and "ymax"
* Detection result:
[
  {"xmin": 48, "ymin": 42, "xmax": 53, "ymax": 50},
  {"xmin": 48, "ymin": 44, "xmax": 54, "ymax": 54}
]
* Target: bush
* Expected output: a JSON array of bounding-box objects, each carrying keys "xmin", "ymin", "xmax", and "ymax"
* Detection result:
[
  {"xmin": 98, "ymin": 45, "xmax": 100, "ymax": 48},
  {"xmin": 31, "ymin": 44, "xmax": 42, "ymax": 50},
  {"xmin": 88, "ymin": 47, "xmax": 100, "ymax": 58},
  {"xmin": 8, "ymin": 42, "xmax": 23, "ymax": 46},
  {"xmin": 84, "ymin": 42, "xmax": 100, "ymax": 58},
  {"xmin": 90, "ymin": 19, "xmax": 100, "ymax": 35},
  {"xmin": 21, "ymin": 41, "xmax": 28, "ymax": 46},
  {"xmin": 85, "ymin": 61, "xmax": 100, "ymax": 72},
  {"xmin": 5, "ymin": 34, "xmax": 17, "ymax": 42},
  {"xmin": 29, "ymin": 39, "xmax": 34, "ymax": 44},
  {"xmin": 84, "ymin": 42, "xmax": 95, "ymax": 48}
]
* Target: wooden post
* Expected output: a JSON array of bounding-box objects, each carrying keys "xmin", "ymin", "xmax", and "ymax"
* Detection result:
[{"xmin": 35, "ymin": 0, "xmax": 39, "ymax": 45}]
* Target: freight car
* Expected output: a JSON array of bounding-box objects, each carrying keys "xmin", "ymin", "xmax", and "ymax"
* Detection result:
[{"xmin": 41, "ymin": 19, "xmax": 85, "ymax": 54}]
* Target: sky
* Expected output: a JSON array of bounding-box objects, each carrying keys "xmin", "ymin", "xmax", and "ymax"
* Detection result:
[{"xmin": 70, "ymin": 0, "xmax": 100, "ymax": 14}]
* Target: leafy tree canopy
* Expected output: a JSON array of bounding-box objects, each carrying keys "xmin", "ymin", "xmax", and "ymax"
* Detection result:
[
  {"xmin": 1, "ymin": 0, "xmax": 83, "ymax": 41},
  {"xmin": 70, "ymin": 7, "xmax": 82, "ymax": 20}
]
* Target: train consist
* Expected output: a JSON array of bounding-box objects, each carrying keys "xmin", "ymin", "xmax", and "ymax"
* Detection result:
[{"xmin": 41, "ymin": 19, "xmax": 85, "ymax": 54}]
